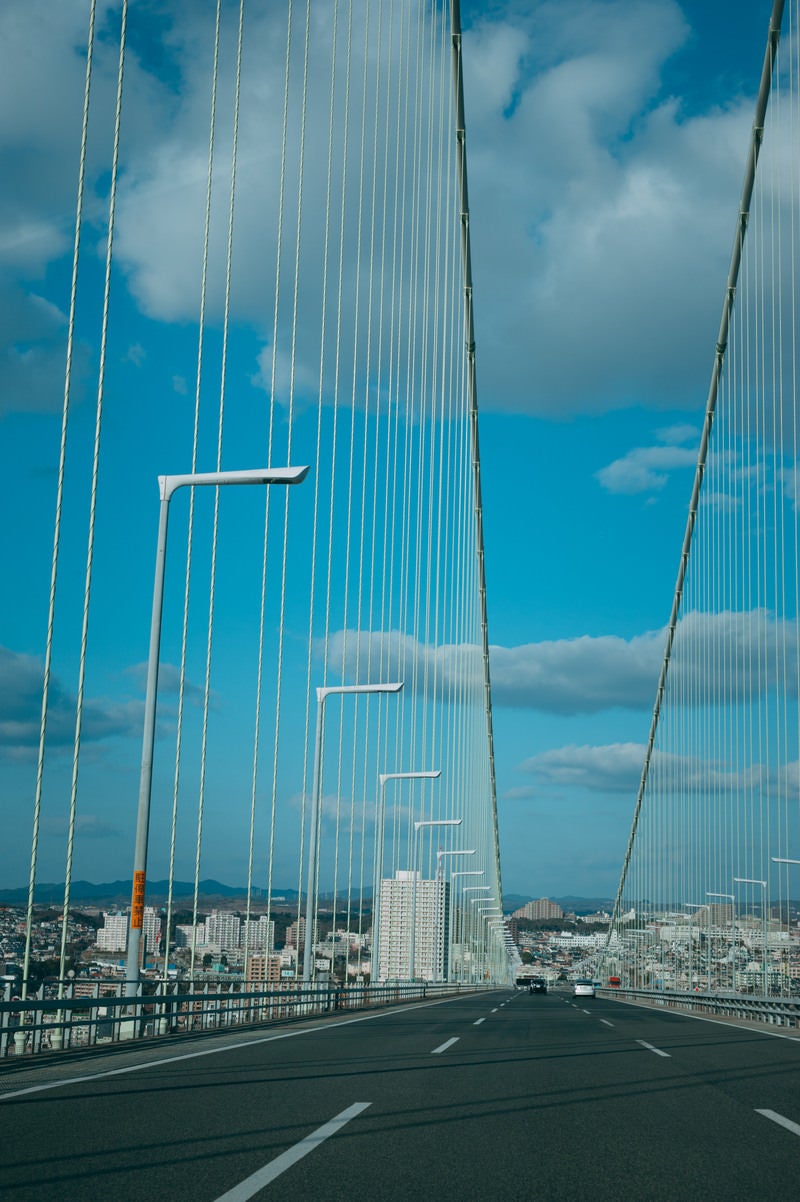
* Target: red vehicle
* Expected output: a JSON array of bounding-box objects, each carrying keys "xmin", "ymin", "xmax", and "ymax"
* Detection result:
[{"xmin": 608, "ymin": 975, "xmax": 621, "ymax": 989}]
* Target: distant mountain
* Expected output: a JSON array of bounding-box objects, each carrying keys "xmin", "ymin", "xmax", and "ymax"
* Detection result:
[
  {"xmin": 553, "ymin": 895, "xmax": 614, "ymax": 912},
  {"xmin": 0, "ymin": 880, "xmax": 300, "ymax": 906},
  {"xmin": 504, "ymin": 894, "xmax": 614, "ymax": 915},
  {"xmin": 1, "ymin": 880, "xmax": 612, "ymax": 914}
]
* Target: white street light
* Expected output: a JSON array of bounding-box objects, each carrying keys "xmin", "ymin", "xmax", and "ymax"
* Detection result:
[
  {"xmin": 707, "ymin": 891, "xmax": 735, "ymax": 992},
  {"xmin": 734, "ymin": 877, "xmax": 768, "ymax": 997},
  {"xmin": 430, "ymin": 849, "xmax": 475, "ymax": 982},
  {"xmin": 435, "ymin": 848, "xmax": 476, "ymax": 876},
  {"xmin": 771, "ymin": 859, "xmax": 799, "ymax": 987},
  {"xmin": 302, "ymin": 682, "xmax": 404, "ymax": 983},
  {"xmin": 680, "ymin": 903, "xmax": 703, "ymax": 993},
  {"xmin": 125, "ymin": 465, "xmax": 309, "ymax": 993},
  {"xmin": 371, "ymin": 770, "xmax": 440, "ymax": 984},
  {"xmin": 448, "ymin": 870, "xmax": 484, "ymax": 983},
  {"xmin": 409, "ymin": 818, "xmax": 462, "ymax": 980}
]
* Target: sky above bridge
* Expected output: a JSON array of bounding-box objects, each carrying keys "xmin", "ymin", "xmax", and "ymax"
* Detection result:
[{"xmin": 0, "ymin": 0, "xmax": 776, "ymax": 899}]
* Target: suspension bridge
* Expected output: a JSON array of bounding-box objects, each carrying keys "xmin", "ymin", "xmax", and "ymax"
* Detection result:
[{"xmin": 4, "ymin": 0, "xmax": 800, "ymax": 1197}]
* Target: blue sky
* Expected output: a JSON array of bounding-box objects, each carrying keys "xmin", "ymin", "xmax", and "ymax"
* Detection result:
[{"xmin": 0, "ymin": 0, "xmax": 777, "ymax": 899}]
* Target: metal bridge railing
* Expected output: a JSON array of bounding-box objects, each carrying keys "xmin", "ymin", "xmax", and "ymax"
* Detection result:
[
  {"xmin": 0, "ymin": 978, "xmax": 488, "ymax": 1060},
  {"xmin": 601, "ymin": 986, "xmax": 800, "ymax": 1030}
]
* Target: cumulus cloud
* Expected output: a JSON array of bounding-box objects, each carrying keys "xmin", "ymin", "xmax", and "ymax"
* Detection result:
[
  {"xmin": 519, "ymin": 741, "xmax": 777, "ymax": 797},
  {"xmin": 463, "ymin": 1, "xmax": 758, "ymax": 415},
  {"xmin": 0, "ymin": 0, "xmax": 180, "ymax": 416},
  {"xmin": 42, "ymin": 813, "xmax": 123, "ymax": 840},
  {"xmin": 321, "ymin": 626, "xmax": 660, "ymax": 713},
  {"xmin": 125, "ymin": 661, "xmax": 206, "ymax": 705},
  {"xmin": 0, "ymin": 645, "xmax": 142, "ymax": 757},
  {"xmin": 520, "ymin": 742, "xmax": 647, "ymax": 793},
  {"xmin": 489, "ymin": 633, "xmax": 662, "ymax": 711},
  {"xmin": 0, "ymin": 0, "xmax": 771, "ymax": 422},
  {"xmin": 595, "ymin": 424, "xmax": 698, "ymax": 494},
  {"xmin": 322, "ymin": 609, "xmax": 800, "ymax": 715}
]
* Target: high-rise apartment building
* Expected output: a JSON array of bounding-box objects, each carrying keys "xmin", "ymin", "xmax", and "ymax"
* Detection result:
[
  {"xmin": 243, "ymin": 917, "xmax": 275, "ymax": 954},
  {"xmin": 512, "ymin": 898, "xmax": 563, "ymax": 922},
  {"xmin": 285, "ymin": 917, "xmax": 306, "ymax": 950},
  {"xmin": 205, "ymin": 911, "xmax": 242, "ymax": 950},
  {"xmin": 96, "ymin": 906, "xmax": 161, "ymax": 953},
  {"xmin": 95, "ymin": 911, "xmax": 129, "ymax": 952},
  {"xmin": 376, "ymin": 871, "xmax": 449, "ymax": 982}
]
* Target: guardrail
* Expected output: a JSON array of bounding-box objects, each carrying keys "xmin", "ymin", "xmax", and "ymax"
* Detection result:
[
  {"xmin": 0, "ymin": 978, "xmax": 486, "ymax": 1060},
  {"xmin": 601, "ymin": 985, "xmax": 800, "ymax": 1029}
]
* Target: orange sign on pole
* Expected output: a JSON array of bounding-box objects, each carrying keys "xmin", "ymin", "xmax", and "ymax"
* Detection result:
[{"xmin": 131, "ymin": 870, "xmax": 146, "ymax": 929}]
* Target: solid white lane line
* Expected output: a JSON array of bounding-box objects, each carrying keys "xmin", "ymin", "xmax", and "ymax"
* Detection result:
[
  {"xmin": 431, "ymin": 1037, "xmax": 460, "ymax": 1055},
  {"xmin": 600, "ymin": 1019, "xmax": 614, "ymax": 1028},
  {"xmin": 213, "ymin": 1102, "xmax": 371, "ymax": 1200},
  {"xmin": 637, "ymin": 1039, "xmax": 670, "ymax": 1058},
  {"xmin": 474, "ymin": 1018, "xmax": 486, "ymax": 1026},
  {"xmin": 756, "ymin": 1109, "xmax": 800, "ymax": 1137}
]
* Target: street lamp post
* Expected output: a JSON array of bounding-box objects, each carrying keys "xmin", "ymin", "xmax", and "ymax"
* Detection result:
[
  {"xmin": 409, "ymin": 819, "xmax": 462, "ymax": 980},
  {"xmin": 471, "ymin": 897, "xmax": 499, "ymax": 985},
  {"xmin": 707, "ymin": 891, "xmax": 735, "ymax": 992},
  {"xmin": 734, "ymin": 877, "xmax": 768, "ymax": 997},
  {"xmin": 680, "ymin": 904, "xmax": 703, "ymax": 993},
  {"xmin": 432, "ymin": 849, "xmax": 475, "ymax": 981},
  {"xmin": 486, "ymin": 918, "xmax": 506, "ymax": 983},
  {"xmin": 125, "ymin": 466, "xmax": 309, "ymax": 994},
  {"xmin": 462, "ymin": 886, "xmax": 492, "ymax": 982},
  {"xmin": 448, "ymin": 870, "xmax": 484, "ymax": 982},
  {"xmin": 371, "ymin": 770, "xmax": 440, "ymax": 984},
  {"xmin": 302, "ymin": 682, "xmax": 404, "ymax": 984},
  {"xmin": 771, "ymin": 859, "xmax": 799, "ymax": 990}
]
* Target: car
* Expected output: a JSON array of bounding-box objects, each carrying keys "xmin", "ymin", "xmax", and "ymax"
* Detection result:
[
  {"xmin": 529, "ymin": 977, "xmax": 547, "ymax": 994},
  {"xmin": 573, "ymin": 978, "xmax": 596, "ymax": 998}
]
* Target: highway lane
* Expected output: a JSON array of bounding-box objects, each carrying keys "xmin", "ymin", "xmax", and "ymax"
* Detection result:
[{"xmin": 2, "ymin": 988, "xmax": 800, "ymax": 1200}]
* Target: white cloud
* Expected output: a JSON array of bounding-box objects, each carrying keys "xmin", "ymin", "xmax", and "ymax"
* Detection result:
[
  {"xmin": 489, "ymin": 633, "xmax": 662, "ymax": 711},
  {"xmin": 502, "ymin": 785, "xmax": 538, "ymax": 801},
  {"xmin": 519, "ymin": 741, "xmax": 646, "ymax": 793},
  {"xmin": 463, "ymin": 0, "xmax": 756, "ymax": 415},
  {"xmin": 323, "ymin": 609, "xmax": 800, "ymax": 715},
  {"xmin": 519, "ymin": 741, "xmax": 777, "ymax": 798},
  {"xmin": 595, "ymin": 441, "xmax": 697, "ymax": 493},
  {"xmin": 0, "ymin": 645, "xmax": 142, "ymax": 757},
  {"xmin": 0, "ymin": 0, "xmax": 767, "ymax": 422},
  {"xmin": 125, "ymin": 661, "xmax": 206, "ymax": 705},
  {"xmin": 595, "ymin": 420, "xmax": 700, "ymax": 494},
  {"xmin": 656, "ymin": 423, "xmax": 699, "ymax": 446},
  {"xmin": 322, "ymin": 625, "xmax": 662, "ymax": 713},
  {"xmin": 42, "ymin": 813, "xmax": 123, "ymax": 840}
]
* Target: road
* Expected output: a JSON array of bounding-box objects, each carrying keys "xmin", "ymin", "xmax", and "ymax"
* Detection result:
[{"xmin": 2, "ymin": 988, "xmax": 800, "ymax": 1200}]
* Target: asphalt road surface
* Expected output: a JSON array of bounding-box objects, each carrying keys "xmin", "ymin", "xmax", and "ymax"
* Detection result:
[{"xmin": 3, "ymin": 988, "xmax": 800, "ymax": 1201}]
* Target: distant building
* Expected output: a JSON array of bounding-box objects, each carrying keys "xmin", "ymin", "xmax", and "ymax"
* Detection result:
[
  {"xmin": 376, "ymin": 871, "xmax": 449, "ymax": 982},
  {"xmin": 246, "ymin": 953, "xmax": 282, "ymax": 983},
  {"xmin": 96, "ymin": 907, "xmax": 161, "ymax": 954},
  {"xmin": 243, "ymin": 917, "xmax": 275, "ymax": 955},
  {"xmin": 95, "ymin": 912, "xmax": 129, "ymax": 952},
  {"xmin": 512, "ymin": 898, "xmax": 563, "ymax": 922},
  {"xmin": 205, "ymin": 911, "xmax": 241, "ymax": 950},
  {"xmin": 174, "ymin": 923, "xmax": 203, "ymax": 949},
  {"xmin": 285, "ymin": 917, "xmax": 306, "ymax": 951}
]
